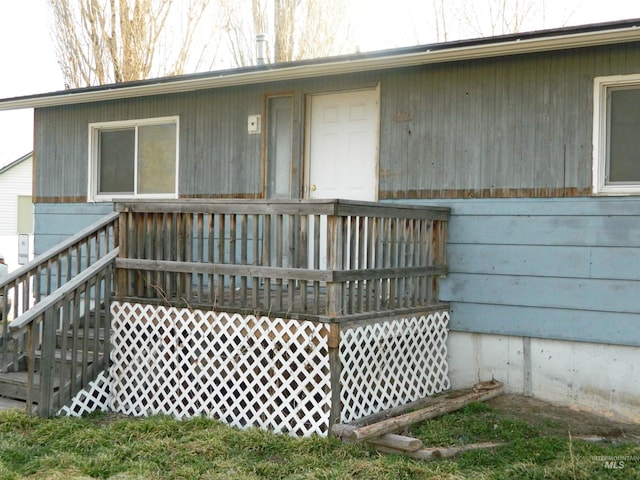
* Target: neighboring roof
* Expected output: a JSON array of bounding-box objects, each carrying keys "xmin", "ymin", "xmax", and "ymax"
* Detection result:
[
  {"xmin": 0, "ymin": 151, "xmax": 33, "ymax": 176},
  {"xmin": 1, "ymin": 18, "xmax": 640, "ymax": 111}
]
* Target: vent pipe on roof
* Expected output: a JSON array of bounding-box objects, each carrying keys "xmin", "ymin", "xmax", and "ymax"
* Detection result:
[{"xmin": 256, "ymin": 33, "xmax": 267, "ymax": 66}]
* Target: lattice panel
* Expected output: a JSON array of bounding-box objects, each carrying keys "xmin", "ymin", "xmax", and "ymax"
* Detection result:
[
  {"xmin": 109, "ymin": 302, "xmax": 332, "ymax": 436},
  {"xmin": 58, "ymin": 371, "xmax": 111, "ymax": 417},
  {"xmin": 339, "ymin": 311, "xmax": 450, "ymax": 423}
]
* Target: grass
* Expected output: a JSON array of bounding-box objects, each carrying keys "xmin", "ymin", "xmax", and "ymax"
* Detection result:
[{"xmin": 0, "ymin": 403, "xmax": 637, "ymax": 479}]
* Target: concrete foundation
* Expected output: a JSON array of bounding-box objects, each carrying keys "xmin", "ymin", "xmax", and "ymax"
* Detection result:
[{"xmin": 447, "ymin": 331, "xmax": 640, "ymax": 424}]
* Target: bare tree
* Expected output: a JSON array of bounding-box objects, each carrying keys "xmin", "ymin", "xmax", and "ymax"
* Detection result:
[
  {"xmin": 457, "ymin": 0, "xmax": 541, "ymax": 37},
  {"xmin": 219, "ymin": 0, "xmax": 355, "ymax": 67},
  {"xmin": 48, "ymin": 0, "xmax": 215, "ymax": 87},
  {"xmin": 397, "ymin": 0, "xmax": 580, "ymax": 46}
]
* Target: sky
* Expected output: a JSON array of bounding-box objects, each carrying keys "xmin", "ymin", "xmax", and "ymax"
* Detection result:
[{"xmin": 1, "ymin": 0, "xmax": 640, "ymax": 168}]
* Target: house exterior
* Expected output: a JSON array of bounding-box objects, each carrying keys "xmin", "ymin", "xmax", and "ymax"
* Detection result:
[
  {"xmin": 0, "ymin": 152, "xmax": 34, "ymax": 274},
  {"xmin": 1, "ymin": 19, "xmax": 640, "ymax": 424}
]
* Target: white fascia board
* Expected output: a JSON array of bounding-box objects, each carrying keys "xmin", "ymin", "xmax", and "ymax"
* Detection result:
[{"xmin": 2, "ymin": 25, "xmax": 640, "ymax": 111}]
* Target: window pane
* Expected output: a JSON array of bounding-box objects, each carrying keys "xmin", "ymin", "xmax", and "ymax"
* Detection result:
[
  {"xmin": 138, "ymin": 123, "xmax": 176, "ymax": 194},
  {"xmin": 17, "ymin": 196, "xmax": 33, "ymax": 234},
  {"xmin": 267, "ymin": 96, "xmax": 293, "ymax": 198},
  {"xmin": 609, "ymin": 89, "xmax": 640, "ymax": 183},
  {"xmin": 99, "ymin": 129, "xmax": 135, "ymax": 193}
]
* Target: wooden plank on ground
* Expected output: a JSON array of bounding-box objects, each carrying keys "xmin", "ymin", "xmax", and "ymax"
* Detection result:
[
  {"xmin": 332, "ymin": 425, "xmax": 423, "ymax": 453},
  {"xmin": 375, "ymin": 442, "xmax": 506, "ymax": 461}
]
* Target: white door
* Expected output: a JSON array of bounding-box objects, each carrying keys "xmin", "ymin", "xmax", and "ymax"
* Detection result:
[
  {"xmin": 307, "ymin": 89, "xmax": 379, "ymax": 201},
  {"xmin": 306, "ymin": 89, "xmax": 379, "ymax": 270}
]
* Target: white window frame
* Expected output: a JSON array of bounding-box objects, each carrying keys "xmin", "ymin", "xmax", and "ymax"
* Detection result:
[
  {"xmin": 593, "ymin": 74, "xmax": 640, "ymax": 195},
  {"xmin": 88, "ymin": 116, "xmax": 180, "ymax": 202}
]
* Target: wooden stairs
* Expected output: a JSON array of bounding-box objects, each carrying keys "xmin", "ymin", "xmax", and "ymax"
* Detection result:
[
  {"xmin": 0, "ymin": 307, "xmax": 109, "ymax": 412},
  {"xmin": 0, "ymin": 212, "xmax": 118, "ymax": 416}
]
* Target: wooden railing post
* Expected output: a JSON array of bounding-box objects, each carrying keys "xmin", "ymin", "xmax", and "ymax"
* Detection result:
[
  {"xmin": 39, "ymin": 308, "xmax": 57, "ymax": 417},
  {"xmin": 116, "ymin": 211, "xmax": 128, "ymax": 298},
  {"xmin": 326, "ymin": 213, "xmax": 343, "ymax": 318},
  {"xmin": 328, "ymin": 323, "xmax": 342, "ymax": 434}
]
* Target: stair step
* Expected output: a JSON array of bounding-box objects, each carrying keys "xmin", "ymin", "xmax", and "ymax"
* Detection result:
[
  {"xmin": 34, "ymin": 349, "xmax": 103, "ymax": 364},
  {"xmin": 0, "ymin": 372, "xmax": 31, "ymax": 400},
  {"xmin": 0, "ymin": 395, "xmax": 26, "ymax": 411},
  {"xmin": 0, "ymin": 371, "xmax": 58, "ymax": 402},
  {"xmin": 70, "ymin": 327, "xmax": 106, "ymax": 339},
  {"xmin": 55, "ymin": 328, "xmax": 108, "ymax": 354},
  {"xmin": 1, "ymin": 328, "xmax": 106, "ymax": 402},
  {"xmin": 57, "ymin": 327, "xmax": 107, "ymax": 343}
]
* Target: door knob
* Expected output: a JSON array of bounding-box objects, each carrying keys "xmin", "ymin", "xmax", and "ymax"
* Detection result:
[{"xmin": 310, "ymin": 184, "xmax": 317, "ymax": 191}]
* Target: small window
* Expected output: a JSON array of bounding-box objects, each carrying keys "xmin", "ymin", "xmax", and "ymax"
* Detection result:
[
  {"xmin": 17, "ymin": 196, "xmax": 33, "ymax": 234},
  {"xmin": 89, "ymin": 117, "xmax": 179, "ymax": 201},
  {"xmin": 593, "ymin": 75, "xmax": 640, "ymax": 195},
  {"xmin": 266, "ymin": 96, "xmax": 293, "ymax": 199}
]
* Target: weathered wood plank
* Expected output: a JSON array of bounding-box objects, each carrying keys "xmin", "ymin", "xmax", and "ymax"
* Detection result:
[
  {"xmin": 208, "ymin": 213, "xmax": 215, "ymax": 303},
  {"xmin": 340, "ymin": 382, "xmax": 503, "ymax": 442},
  {"xmin": 116, "ymin": 199, "xmax": 450, "ymax": 219},
  {"xmin": 447, "ymin": 214, "xmax": 640, "ymax": 248},
  {"xmin": 328, "ymin": 323, "xmax": 341, "ymax": 432},
  {"xmin": 448, "ymin": 243, "xmax": 640, "ymax": 280},
  {"xmin": 240, "ymin": 214, "xmax": 248, "ymax": 305},
  {"xmin": 332, "ymin": 424, "xmax": 424, "ymax": 452},
  {"xmin": 375, "ymin": 442, "xmax": 506, "ymax": 461},
  {"xmin": 449, "ymin": 302, "xmax": 640, "ymax": 347},
  {"xmin": 216, "ymin": 213, "xmax": 225, "ymax": 303},
  {"xmin": 196, "ymin": 213, "xmax": 204, "ymax": 300},
  {"xmin": 441, "ymin": 273, "xmax": 640, "ymax": 314},
  {"xmin": 116, "ymin": 258, "xmax": 332, "ymax": 281}
]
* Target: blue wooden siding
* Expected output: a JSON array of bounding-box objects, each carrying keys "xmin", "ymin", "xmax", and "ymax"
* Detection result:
[
  {"xmin": 34, "ymin": 202, "xmax": 114, "ymax": 254},
  {"xmin": 391, "ymin": 197, "xmax": 640, "ymax": 347}
]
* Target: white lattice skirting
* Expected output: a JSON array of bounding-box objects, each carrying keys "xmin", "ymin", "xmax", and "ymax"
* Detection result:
[
  {"xmin": 58, "ymin": 371, "xmax": 111, "ymax": 417},
  {"xmin": 60, "ymin": 302, "xmax": 449, "ymax": 436},
  {"xmin": 108, "ymin": 302, "xmax": 332, "ymax": 436},
  {"xmin": 339, "ymin": 312, "xmax": 450, "ymax": 423}
]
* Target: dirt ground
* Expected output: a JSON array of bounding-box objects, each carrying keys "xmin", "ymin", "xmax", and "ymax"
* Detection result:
[{"xmin": 486, "ymin": 394, "xmax": 640, "ymax": 443}]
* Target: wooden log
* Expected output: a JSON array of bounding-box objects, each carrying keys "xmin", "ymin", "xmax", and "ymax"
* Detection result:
[
  {"xmin": 346, "ymin": 387, "xmax": 475, "ymax": 428},
  {"xmin": 371, "ymin": 434, "xmax": 423, "ymax": 452},
  {"xmin": 346, "ymin": 381, "xmax": 504, "ymax": 442},
  {"xmin": 332, "ymin": 424, "xmax": 423, "ymax": 452},
  {"xmin": 332, "ymin": 423, "xmax": 356, "ymax": 438},
  {"xmin": 375, "ymin": 442, "xmax": 506, "ymax": 461}
]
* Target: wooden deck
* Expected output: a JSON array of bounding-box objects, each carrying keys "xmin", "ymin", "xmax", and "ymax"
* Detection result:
[
  {"xmin": 115, "ymin": 199, "xmax": 450, "ymax": 321},
  {"xmin": 0, "ymin": 199, "xmax": 450, "ymax": 418}
]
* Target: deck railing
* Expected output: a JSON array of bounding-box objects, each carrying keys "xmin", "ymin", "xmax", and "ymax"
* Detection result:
[{"xmin": 115, "ymin": 200, "xmax": 450, "ymax": 321}]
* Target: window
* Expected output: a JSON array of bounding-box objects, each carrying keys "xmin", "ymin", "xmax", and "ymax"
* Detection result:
[
  {"xmin": 17, "ymin": 195, "xmax": 33, "ymax": 234},
  {"xmin": 593, "ymin": 75, "xmax": 640, "ymax": 195},
  {"xmin": 89, "ymin": 116, "xmax": 179, "ymax": 200},
  {"xmin": 266, "ymin": 96, "xmax": 293, "ymax": 199}
]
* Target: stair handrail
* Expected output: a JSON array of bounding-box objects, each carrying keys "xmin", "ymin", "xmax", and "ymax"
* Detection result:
[
  {"xmin": 8, "ymin": 248, "xmax": 119, "ymax": 416},
  {"xmin": 0, "ymin": 211, "xmax": 119, "ymax": 292},
  {"xmin": 1, "ymin": 211, "xmax": 119, "ymax": 377},
  {"xmin": 9, "ymin": 249, "xmax": 119, "ymax": 333},
  {"xmin": 1, "ymin": 211, "xmax": 118, "ymax": 326}
]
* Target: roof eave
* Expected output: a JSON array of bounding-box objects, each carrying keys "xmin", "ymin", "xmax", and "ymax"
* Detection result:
[
  {"xmin": 0, "ymin": 151, "xmax": 33, "ymax": 175},
  {"xmin": 1, "ymin": 24, "xmax": 639, "ymax": 111}
]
